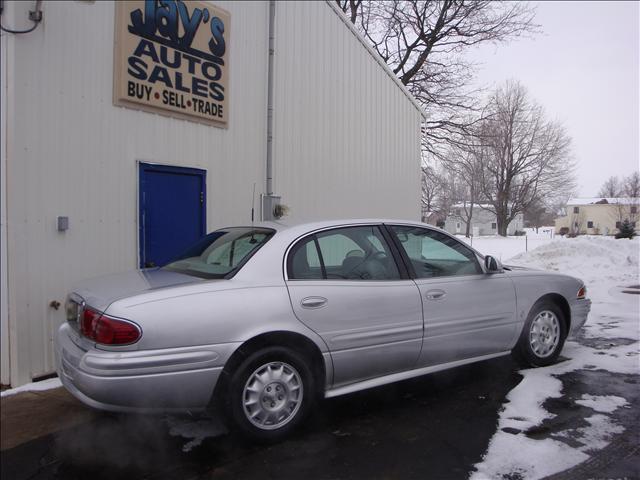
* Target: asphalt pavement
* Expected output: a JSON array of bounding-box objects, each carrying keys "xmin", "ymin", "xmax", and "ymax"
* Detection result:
[{"xmin": 1, "ymin": 354, "xmax": 638, "ymax": 480}]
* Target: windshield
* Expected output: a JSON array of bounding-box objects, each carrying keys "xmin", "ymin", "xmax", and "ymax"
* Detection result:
[{"xmin": 162, "ymin": 227, "xmax": 275, "ymax": 279}]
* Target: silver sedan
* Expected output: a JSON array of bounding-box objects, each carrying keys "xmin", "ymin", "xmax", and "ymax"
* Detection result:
[{"xmin": 55, "ymin": 220, "xmax": 591, "ymax": 440}]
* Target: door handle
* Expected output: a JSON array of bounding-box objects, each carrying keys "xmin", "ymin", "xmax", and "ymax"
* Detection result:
[
  {"xmin": 301, "ymin": 296, "xmax": 328, "ymax": 309},
  {"xmin": 425, "ymin": 289, "xmax": 446, "ymax": 301}
]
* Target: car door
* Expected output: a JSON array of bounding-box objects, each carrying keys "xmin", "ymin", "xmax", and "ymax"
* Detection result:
[
  {"xmin": 387, "ymin": 224, "xmax": 518, "ymax": 367},
  {"xmin": 285, "ymin": 225, "xmax": 423, "ymax": 388}
]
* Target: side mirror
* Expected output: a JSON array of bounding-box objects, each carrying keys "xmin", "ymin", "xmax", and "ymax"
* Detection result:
[{"xmin": 484, "ymin": 255, "xmax": 503, "ymax": 273}]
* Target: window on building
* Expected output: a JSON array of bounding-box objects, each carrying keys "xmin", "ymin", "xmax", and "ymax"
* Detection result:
[
  {"xmin": 574, "ymin": 222, "xmax": 579, "ymax": 228},
  {"xmin": 573, "ymin": 207, "xmax": 579, "ymax": 214},
  {"xmin": 616, "ymin": 221, "xmax": 622, "ymax": 229},
  {"xmin": 631, "ymin": 206, "xmax": 638, "ymax": 214},
  {"xmin": 587, "ymin": 221, "xmax": 594, "ymax": 228},
  {"xmin": 455, "ymin": 208, "xmax": 461, "ymax": 216},
  {"xmin": 491, "ymin": 223, "xmax": 497, "ymax": 229}
]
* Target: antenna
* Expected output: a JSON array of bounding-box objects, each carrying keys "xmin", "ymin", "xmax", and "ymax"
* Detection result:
[
  {"xmin": 250, "ymin": 183, "xmax": 257, "ymax": 243},
  {"xmin": 251, "ymin": 183, "xmax": 256, "ymax": 225}
]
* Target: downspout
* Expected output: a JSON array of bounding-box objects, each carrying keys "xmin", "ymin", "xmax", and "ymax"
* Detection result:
[{"xmin": 266, "ymin": 0, "xmax": 275, "ymax": 198}]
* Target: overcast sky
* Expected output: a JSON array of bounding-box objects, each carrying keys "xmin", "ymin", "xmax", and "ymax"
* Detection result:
[{"xmin": 466, "ymin": 1, "xmax": 639, "ymax": 197}]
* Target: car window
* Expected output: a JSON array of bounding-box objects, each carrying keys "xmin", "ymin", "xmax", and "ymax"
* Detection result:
[
  {"xmin": 288, "ymin": 226, "xmax": 401, "ymax": 280},
  {"xmin": 288, "ymin": 236, "xmax": 323, "ymax": 280},
  {"xmin": 163, "ymin": 227, "xmax": 274, "ymax": 279},
  {"xmin": 390, "ymin": 225, "xmax": 481, "ymax": 278}
]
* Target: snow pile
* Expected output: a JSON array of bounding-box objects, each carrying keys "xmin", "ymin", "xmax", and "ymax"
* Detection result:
[
  {"xmin": 508, "ymin": 235, "xmax": 639, "ymax": 286},
  {"xmin": 1, "ymin": 377, "xmax": 62, "ymax": 398},
  {"xmin": 471, "ymin": 236, "xmax": 639, "ymax": 480}
]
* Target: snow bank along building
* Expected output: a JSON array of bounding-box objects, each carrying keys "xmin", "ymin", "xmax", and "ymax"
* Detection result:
[{"xmin": 0, "ymin": 0, "xmax": 424, "ymax": 387}]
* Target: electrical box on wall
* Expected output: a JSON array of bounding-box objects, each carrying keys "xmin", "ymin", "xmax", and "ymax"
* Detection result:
[
  {"xmin": 261, "ymin": 194, "xmax": 281, "ymax": 221},
  {"xmin": 57, "ymin": 216, "xmax": 69, "ymax": 232}
]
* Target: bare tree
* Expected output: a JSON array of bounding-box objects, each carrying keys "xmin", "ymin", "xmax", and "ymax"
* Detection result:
[
  {"xmin": 598, "ymin": 176, "xmax": 623, "ymax": 197},
  {"xmin": 440, "ymin": 143, "xmax": 486, "ymax": 236},
  {"xmin": 421, "ymin": 164, "xmax": 442, "ymax": 217},
  {"xmin": 335, "ymin": 0, "xmax": 362, "ymax": 24},
  {"xmin": 473, "ymin": 81, "xmax": 575, "ymax": 236},
  {"xmin": 433, "ymin": 167, "xmax": 463, "ymax": 220},
  {"xmin": 622, "ymin": 171, "xmax": 640, "ymax": 198},
  {"xmin": 334, "ymin": 1, "xmax": 538, "ymax": 160},
  {"xmin": 569, "ymin": 209, "xmax": 585, "ymax": 236}
]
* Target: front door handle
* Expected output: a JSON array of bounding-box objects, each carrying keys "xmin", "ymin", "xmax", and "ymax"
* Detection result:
[
  {"xmin": 301, "ymin": 296, "xmax": 328, "ymax": 309},
  {"xmin": 425, "ymin": 289, "xmax": 446, "ymax": 301}
]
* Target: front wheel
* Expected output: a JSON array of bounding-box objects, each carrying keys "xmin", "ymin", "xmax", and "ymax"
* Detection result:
[
  {"xmin": 226, "ymin": 346, "xmax": 315, "ymax": 442},
  {"xmin": 512, "ymin": 301, "xmax": 567, "ymax": 367}
]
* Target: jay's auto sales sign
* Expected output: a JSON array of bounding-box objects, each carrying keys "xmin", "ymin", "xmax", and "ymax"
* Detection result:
[{"xmin": 114, "ymin": 0, "xmax": 229, "ymax": 128}]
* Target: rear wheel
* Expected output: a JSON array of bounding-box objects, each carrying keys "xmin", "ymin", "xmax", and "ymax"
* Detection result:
[
  {"xmin": 226, "ymin": 346, "xmax": 315, "ymax": 442},
  {"xmin": 512, "ymin": 301, "xmax": 567, "ymax": 367}
]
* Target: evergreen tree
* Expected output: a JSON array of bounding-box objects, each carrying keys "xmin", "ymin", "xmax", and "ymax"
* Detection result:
[{"xmin": 615, "ymin": 219, "xmax": 636, "ymax": 239}]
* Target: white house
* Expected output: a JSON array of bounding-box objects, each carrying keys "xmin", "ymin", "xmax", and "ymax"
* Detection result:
[{"xmin": 444, "ymin": 204, "xmax": 524, "ymax": 236}]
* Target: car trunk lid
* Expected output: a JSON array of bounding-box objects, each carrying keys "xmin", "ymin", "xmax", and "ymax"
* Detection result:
[{"xmin": 70, "ymin": 268, "xmax": 205, "ymax": 312}]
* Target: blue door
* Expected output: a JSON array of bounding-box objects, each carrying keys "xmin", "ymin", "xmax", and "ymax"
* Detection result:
[{"xmin": 139, "ymin": 163, "xmax": 206, "ymax": 268}]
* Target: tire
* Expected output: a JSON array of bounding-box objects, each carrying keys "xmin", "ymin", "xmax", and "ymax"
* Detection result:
[
  {"xmin": 225, "ymin": 346, "xmax": 315, "ymax": 442},
  {"xmin": 512, "ymin": 300, "xmax": 567, "ymax": 367}
]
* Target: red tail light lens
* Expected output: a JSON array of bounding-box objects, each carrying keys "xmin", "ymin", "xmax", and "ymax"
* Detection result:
[
  {"xmin": 94, "ymin": 315, "xmax": 141, "ymax": 345},
  {"xmin": 81, "ymin": 308, "xmax": 100, "ymax": 339},
  {"xmin": 577, "ymin": 286, "xmax": 587, "ymax": 299},
  {"xmin": 80, "ymin": 308, "xmax": 141, "ymax": 345}
]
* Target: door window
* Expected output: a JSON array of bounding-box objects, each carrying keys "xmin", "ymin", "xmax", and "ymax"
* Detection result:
[
  {"xmin": 390, "ymin": 225, "xmax": 481, "ymax": 278},
  {"xmin": 288, "ymin": 226, "xmax": 401, "ymax": 280}
]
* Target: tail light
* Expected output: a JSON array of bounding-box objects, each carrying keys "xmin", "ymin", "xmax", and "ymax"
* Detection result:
[
  {"xmin": 577, "ymin": 285, "xmax": 587, "ymax": 299},
  {"xmin": 81, "ymin": 308, "xmax": 100, "ymax": 338},
  {"xmin": 80, "ymin": 308, "xmax": 141, "ymax": 345},
  {"xmin": 94, "ymin": 315, "xmax": 141, "ymax": 345}
]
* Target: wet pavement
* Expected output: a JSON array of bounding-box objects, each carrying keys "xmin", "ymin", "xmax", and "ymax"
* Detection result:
[{"xmin": 2, "ymin": 353, "xmax": 638, "ymax": 480}]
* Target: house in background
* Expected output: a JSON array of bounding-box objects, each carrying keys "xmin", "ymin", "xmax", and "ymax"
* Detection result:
[
  {"xmin": 554, "ymin": 198, "xmax": 639, "ymax": 235},
  {"xmin": 444, "ymin": 204, "xmax": 524, "ymax": 236}
]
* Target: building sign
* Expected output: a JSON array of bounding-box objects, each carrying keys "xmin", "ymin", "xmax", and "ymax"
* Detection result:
[{"xmin": 114, "ymin": 1, "xmax": 229, "ymax": 127}]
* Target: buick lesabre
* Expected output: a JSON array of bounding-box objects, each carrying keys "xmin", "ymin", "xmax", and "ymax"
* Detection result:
[{"xmin": 55, "ymin": 220, "xmax": 591, "ymax": 440}]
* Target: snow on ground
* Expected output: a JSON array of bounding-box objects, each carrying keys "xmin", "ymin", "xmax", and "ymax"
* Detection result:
[
  {"xmin": 1, "ymin": 377, "xmax": 62, "ymax": 398},
  {"xmin": 575, "ymin": 394, "xmax": 628, "ymax": 413},
  {"xmin": 457, "ymin": 227, "xmax": 557, "ymax": 262},
  {"xmin": 471, "ymin": 235, "xmax": 639, "ymax": 480}
]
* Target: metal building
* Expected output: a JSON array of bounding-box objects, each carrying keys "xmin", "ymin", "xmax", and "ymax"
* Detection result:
[{"xmin": 0, "ymin": 0, "xmax": 424, "ymax": 387}]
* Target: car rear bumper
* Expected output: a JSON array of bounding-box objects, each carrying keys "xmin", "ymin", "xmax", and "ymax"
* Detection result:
[
  {"xmin": 55, "ymin": 323, "xmax": 240, "ymax": 413},
  {"xmin": 568, "ymin": 298, "xmax": 591, "ymax": 337}
]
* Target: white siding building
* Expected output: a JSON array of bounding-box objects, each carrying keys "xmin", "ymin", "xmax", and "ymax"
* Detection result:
[
  {"xmin": 0, "ymin": 1, "xmax": 424, "ymax": 386},
  {"xmin": 444, "ymin": 205, "xmax": 524, "ymax": 236}
]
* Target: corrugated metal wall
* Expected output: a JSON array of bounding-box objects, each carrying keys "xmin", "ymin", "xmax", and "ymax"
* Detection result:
[
  {"xmin": 273, "ymin": 1, "xmax": 422, "ymax": 222},
  {"xmin": 2, "ymin": 0, "xmax": 422, "ymax": 386},
  {"xmin": 4, "ymin": 0, "xmax": 270, "ymax": 385}
]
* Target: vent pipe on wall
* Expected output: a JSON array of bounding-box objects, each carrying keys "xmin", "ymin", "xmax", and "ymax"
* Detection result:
[
  {"xmin": 266, "ymin": 0, "xmax": 275, "ymax": 196},
  {"xmin": 262, "ymin": 0, "xmax": 277, "ymax": 221}
]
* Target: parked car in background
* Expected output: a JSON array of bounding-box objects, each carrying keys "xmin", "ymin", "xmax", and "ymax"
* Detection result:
[{"xmin": 55, "ymin": 220, "xmax": 591, "ymax": 441}]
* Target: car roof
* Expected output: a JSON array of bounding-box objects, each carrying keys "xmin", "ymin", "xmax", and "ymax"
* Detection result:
[{"xmin": 225, "ymin": 218, "xmax": 439, "ymax": 235}]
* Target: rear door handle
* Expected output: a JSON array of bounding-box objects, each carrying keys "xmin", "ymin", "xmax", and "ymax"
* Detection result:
[
  {"xmin": 301, "ymin": 296, "xmax": 328, "ymax": 309},
  {"xmin": 425, "ymin": 289, "xmax": 446, "ymax": 301}
]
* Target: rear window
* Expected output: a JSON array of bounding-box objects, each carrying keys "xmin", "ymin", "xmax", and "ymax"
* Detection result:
[{"xmin": 163, "ymin": 227, "xmax": 275, "ymax": 279}]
